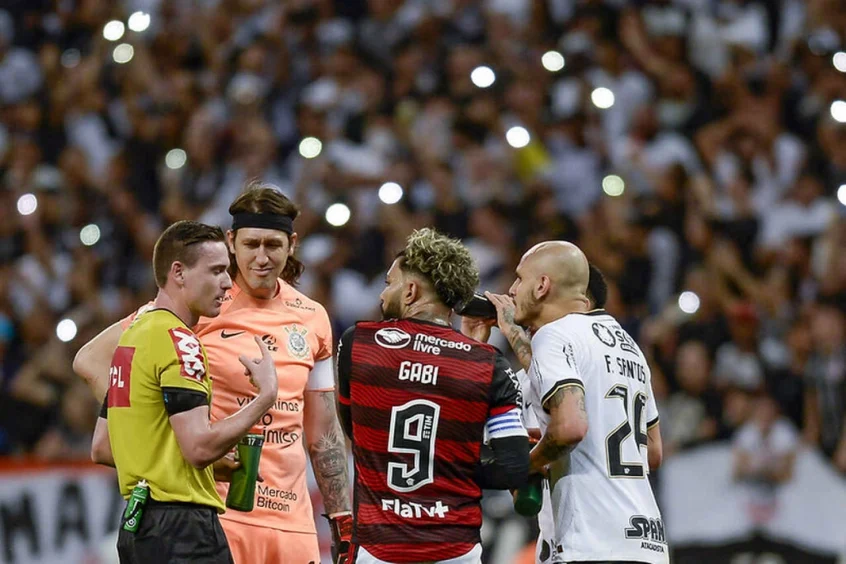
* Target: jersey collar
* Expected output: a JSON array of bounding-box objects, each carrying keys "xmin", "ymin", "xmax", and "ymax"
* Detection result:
[{"xmin": 580, "ymin": 309, "xmax": 608, "ymax": 317}]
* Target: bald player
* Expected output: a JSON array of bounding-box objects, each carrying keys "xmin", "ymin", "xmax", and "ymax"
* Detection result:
[
  {"xmin": 482, "ymin": 264, "xmax": 611, "ymax": 564},
  {"xmin": 505, "ymin": 242, "xmax": 667, "ymax": 564}
]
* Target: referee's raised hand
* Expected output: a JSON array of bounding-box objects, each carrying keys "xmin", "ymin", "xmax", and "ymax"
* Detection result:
[{"xmin": 239, "ymin": 336, "xmax": 279, "ymax": 398}]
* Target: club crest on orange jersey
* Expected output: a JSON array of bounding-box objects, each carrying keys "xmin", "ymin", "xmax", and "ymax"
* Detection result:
[{"xmin": 284, "ymin": 325, "xmax": 310, "ymax": 359}]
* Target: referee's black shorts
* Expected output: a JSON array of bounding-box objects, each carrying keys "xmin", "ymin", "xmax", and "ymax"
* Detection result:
[{"xmin": 117, "ymin": 500, "xmax": 233, "ymax": 564}]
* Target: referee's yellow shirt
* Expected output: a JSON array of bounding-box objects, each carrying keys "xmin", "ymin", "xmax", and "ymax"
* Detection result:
[{"xmin": 105, "ymin": 309, "xmax": 224, "ymax": 512}]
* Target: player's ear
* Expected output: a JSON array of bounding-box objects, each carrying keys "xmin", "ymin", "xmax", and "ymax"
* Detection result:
[
  {"xmin": 287, "ymin": 232, "xmax": 298, "ymax": 256},
  {"xmin": 535, "ymin": 275, "xmax": 551, "ymax": 300},
  {"xmin": 226, "ymin": 230, "xmax": 236, "ymax": 255},
  {"xmin": 171, "ymin": 261, "xmax": 185, "ymax": 286},
  {"xmin": 403, "ymin": 279, "xmax": 418, "ymax": 305}
]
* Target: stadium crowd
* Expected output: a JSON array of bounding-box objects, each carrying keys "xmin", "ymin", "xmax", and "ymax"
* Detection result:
[{"xmin": 0, "ymin": 0, "xmax": 844, "ymax": 486}]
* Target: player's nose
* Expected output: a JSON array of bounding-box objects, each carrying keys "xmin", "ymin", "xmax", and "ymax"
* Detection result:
[
  {"xmin": 254, "ymin": 247, "xmax": 269, "ymax": 265},
  {"xmin": 507, "ymin": 280, "xmax": 518, "ymax": 297}
]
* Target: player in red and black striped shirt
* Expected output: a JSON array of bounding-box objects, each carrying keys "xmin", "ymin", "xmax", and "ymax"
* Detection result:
[{"xmin": 336, "ymin": 228, "xmax": 529, "ymax": 564}]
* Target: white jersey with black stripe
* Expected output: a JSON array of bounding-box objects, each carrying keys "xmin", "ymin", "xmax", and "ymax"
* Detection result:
[
  {"xmin": 527, "ymin": 310, "xmax": 668, "ymax": 564},
  {"xmin": 518, "ymin": 369, "xmax": 563, "ymax": 564}
]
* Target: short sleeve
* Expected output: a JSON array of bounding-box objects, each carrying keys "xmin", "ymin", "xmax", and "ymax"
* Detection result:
[
  {"xmin": 516, "ymin": 369, "xmax": 540, "ymax": 429},
  {"xmin": 158, "ymin": 326, "xmax": 211, "ymax": 397},
  {"xmin": 516, "ymin": 368, "xmax": 531, "ymax": 411},
  {"xmin": 485, "ymin": 355, "xmax": 527, "ymax": 440},
  {"xmin": 306, "ymin": 358, "xmax": 334, "ymax": 391},
  {"xmin": 313, "ymin": 305, "xmax": 333, "ymax": 362},
  {"xmin": 336, "ymin": 326, "xmax": 355, "ymax": 407},
  {"xmin": 488, "ymin": 352, "xmax": 522, "ymax": 416},
  {"xmin": 530, "ymin": 325, "xmax": 583, "ymax": 412},
  {"xmin": 646, "ymin": 367, "xmax": 660, "ymax": 429}
]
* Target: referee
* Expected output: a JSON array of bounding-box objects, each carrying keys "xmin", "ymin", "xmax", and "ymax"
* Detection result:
[{"xmin": 90, "ymin": 221, "xmax": 279, "ymax": 563}]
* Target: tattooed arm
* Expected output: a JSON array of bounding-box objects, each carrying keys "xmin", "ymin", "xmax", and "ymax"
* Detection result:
[
  {"xmin": 501, "ymin": 312, "xmax": 533, "ymax": 371},
  {"xmin": 485, "ymin": 292, "xmax": 533, "ymax": 370},
  {"xmin": 304, "ymin": 390, "xmax": 351, "ymax": 515},
  {"xmin": 529, "ymin": 384, "xmax": 588, "ymax": 474}
]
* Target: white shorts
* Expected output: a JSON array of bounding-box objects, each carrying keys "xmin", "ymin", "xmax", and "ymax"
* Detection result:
[{"xmin": 356, "ymin": 543, "xmax": 483, "ymax": 564}]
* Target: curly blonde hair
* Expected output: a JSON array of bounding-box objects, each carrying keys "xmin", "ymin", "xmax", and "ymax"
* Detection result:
[{"xmin": 398, "ymin": 228, "xmax": 479, "ymax": 308}]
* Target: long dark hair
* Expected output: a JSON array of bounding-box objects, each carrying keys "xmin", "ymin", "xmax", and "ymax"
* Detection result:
[{"xmin": 228, "ymin": 182, "xmax": 305, "ymax": 286}]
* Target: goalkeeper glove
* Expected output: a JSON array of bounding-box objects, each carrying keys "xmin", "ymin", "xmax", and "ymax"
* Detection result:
[{"xmin": 325, "ymin": 512, "xmax": 354, "ymax": 564}]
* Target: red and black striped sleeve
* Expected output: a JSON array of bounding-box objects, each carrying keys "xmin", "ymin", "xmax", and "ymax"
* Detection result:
[
  {"xmin": 336, "ymin": 325, "xmax": 355, "ymax": 440},
  {"xmin": 488, "ymin": 352, "xmax": 522, "ymax": 417}
]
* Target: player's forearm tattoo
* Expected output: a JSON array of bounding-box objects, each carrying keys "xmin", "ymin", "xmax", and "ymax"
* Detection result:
[
  {"xmin": 547, "ymin": 385, "xmax": 587, "ymax": 419},
  {"xmin": 309, "ymin": 391, "xmax": 351, "ymax": 514},
  {"xmin": 536, "ymin": 432, "xmax": 574, "ymax": 463},
  {"xmin": 531, "ymin": 386, "xmax": 585, "ymax": 472},
  {"xmin": 502, "ymin": 309, "xmax": 533, "ymax": 370},
  {"xmin": 571, "ymin": 387, "xmax": 588, "ymax": 421}
]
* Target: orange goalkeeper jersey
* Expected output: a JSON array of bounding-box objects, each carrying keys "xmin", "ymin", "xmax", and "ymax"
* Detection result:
[{"xmin": 194, "ymin": 281, "xmax": 334, "ymax": 533}]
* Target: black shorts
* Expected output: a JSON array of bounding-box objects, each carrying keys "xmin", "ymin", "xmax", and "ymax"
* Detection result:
[{"xmin": 117, "ymin": 500, "xmax": 233, "ymax": 564}]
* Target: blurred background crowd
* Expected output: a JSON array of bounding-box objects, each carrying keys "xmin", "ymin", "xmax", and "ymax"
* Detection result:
[{"xmin": 0, "ymin": 0, "xmax": 844, "ymax": 548}]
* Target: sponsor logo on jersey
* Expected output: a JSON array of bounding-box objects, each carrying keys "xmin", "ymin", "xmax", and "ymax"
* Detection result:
[
  {"xmin": 285, "ymin": 297, "xmax": 316, "ymax": 311},
  {"xmin": 263, "ymin": 428, "xmax": 300, "ymax": 445},
  {"xmin": 284, "ymin": 325, "xmax": 309, "ymax": 359},
  {"xmin": 108, "ymin": 346, "xmax": 135, "ymax": 407},
  {"xmin": 625, "ymin": 515, "xmax": 666, "ymax": 546},
  {"xmin": 220, "ymin": 329, "xmax": 245, "ymax": 339},
  {"xmin": 236, "ymin": 396, "xmax": 300, "ymax": 412},
  {"xmin": 381, "ymin": 498, "xmax": 450, "ymax": 519},
  {"xmin": 262, "ymin": 333, "xmax": 279, "ymax": 352},
  {"xmin": 412, "ymin": 333, "xmax": 472, "ymax": 355},
  {"xmin": 504, "ymin": 366, "xmax": 523, "ymax": 406},
  {"xmin": 168, "ymin": 327, "xmax": 206, "ymax": 382},
  {"xmin": 398, "ymin": 361, "xmax": 439, "ymax": 385},
  {"xmin": 256, "ymin": 484, "xmax": 298, "ymax": 513},
  {"xmin": 537, "ymin": 540, "xmax": 564, "ymax": 563},
  {"xmin": 375, "ymin": 327, "xmax": 412, "ymax": 349},
  {"xmin": 593, "ymin": 322, "xmax": 639, "ymax": 356},
  {"xmin": 613, "ymin": 326, "xmax": 640, "ymax": 356}
]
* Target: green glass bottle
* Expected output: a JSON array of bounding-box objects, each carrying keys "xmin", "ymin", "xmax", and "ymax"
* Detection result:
[
  {"xmin": 226, "ymin": 434, "xmax": 265, "ymax": 512},
  {"xmin": 513, "ymin": 473, "xmax": 544, "ymax": 517}
]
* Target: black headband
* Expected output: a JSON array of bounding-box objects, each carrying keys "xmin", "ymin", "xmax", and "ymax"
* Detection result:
[{"xmin": 231, "ymin": 213, "xmax": 294, "ymax": 234}]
